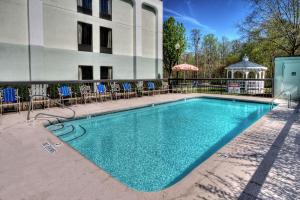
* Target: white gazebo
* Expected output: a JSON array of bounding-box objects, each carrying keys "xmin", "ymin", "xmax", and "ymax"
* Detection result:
[{"xmin": 225, "ymin": 56, "xmax": 268, "ymax": 94}]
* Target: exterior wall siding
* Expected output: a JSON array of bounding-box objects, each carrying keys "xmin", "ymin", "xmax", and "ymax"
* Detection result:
[{"xmin": 0, "ymin": 0, "xmax": 163, "ymax": 81}]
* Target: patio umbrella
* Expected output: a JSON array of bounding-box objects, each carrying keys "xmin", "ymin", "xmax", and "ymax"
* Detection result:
[{"xmin": 172, "ymin": 64, "xmax": 199, "ymax": 80}]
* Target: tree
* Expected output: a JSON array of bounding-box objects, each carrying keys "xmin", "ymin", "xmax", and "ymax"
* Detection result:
[
  {"xmin": 163, "ymin": 17, "xmax": 187, "ymax": 78},
  {"xmin": 203, "ymin": 34, "xmax": 218, "ymax": 78},
  {"xmin": 240, "ymin": 0, "xmax": 300, "ymax": 55},
  {"xmin": 190, "ymin": 29, "xmax": 201, "ymax": 67},
  {"xmin": 219, "ymin": 36, "xmax": 230, "ymax": 67}
]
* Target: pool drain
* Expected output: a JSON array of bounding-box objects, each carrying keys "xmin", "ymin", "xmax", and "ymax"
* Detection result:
[{"xmin": 42, "ymin": 142, "xmax": 56, "ymax": 154}]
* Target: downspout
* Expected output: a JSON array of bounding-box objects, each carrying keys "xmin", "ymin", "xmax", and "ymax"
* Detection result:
[{"xmin": 27, "ymin": 0, "xmax": 32, "ymax": 81}]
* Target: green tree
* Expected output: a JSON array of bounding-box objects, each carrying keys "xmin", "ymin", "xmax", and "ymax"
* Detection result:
[
  {"xmin": 240, "ymin": 0, "xmax": 300, "ymax": 55},
  {"xmin": 163, "ymin": 17, "xmax": 187, "ymax": 78}
]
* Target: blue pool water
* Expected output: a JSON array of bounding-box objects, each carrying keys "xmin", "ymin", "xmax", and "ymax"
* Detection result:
[{"xmin": 47, "ymin": 98, "xmax": 271, "ymax": 192}]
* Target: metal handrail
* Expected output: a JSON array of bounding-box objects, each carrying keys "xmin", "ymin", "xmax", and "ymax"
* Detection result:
[
  {"xmin": 27, "ymin": 94, "xmax": 76, "ymax": 121},
  {"xmin": 271, "ymin": 90, "xmax": 292, "ymax": 108}
]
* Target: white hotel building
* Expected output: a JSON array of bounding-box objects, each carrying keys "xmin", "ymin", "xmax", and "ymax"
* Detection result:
[{"xmin": 0, "ymin": 0, "xmax": 163, "ymax": 81}]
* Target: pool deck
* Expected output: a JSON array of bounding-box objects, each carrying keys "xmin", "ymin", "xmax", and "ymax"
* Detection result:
[{"xmin": 0, "ymin": 93, "xmax": 299, "ymax": 200}]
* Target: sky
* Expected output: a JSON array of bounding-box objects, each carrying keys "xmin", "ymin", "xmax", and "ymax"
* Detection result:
[{"xmin": 163, "ymin": 0, "xmax": 252, "ymax": 41}]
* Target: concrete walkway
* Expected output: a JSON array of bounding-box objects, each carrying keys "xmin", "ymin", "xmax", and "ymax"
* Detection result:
[{"xmin": 0, "ymin": 94, "xmax": 298, "ymax": 200}]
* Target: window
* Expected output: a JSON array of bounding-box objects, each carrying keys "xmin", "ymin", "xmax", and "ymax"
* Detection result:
[
  {"xmin": 100, "ymin": 0, "xmax": 112, "ymax": 20},
  {"xmin": 100, "ymin": 66, "xmax": 113, "ymax": 79},
  {"xmin": 78, "ymin": 22, "xmax": 93, "ymax": 52},
  {"xmin": 100, "ymin": 27, "xmax": 112, "ymax": 54},
  {"xmin": 79, "ymin": 66, "xmax": 93, "ymax": 80},
  {"xmin": 77, "ymin": 0, "xmax": 92, "ymax": 15},
  {"xmin": 291, "ymin": 72, "xmax": 296, "ymax": 76}
]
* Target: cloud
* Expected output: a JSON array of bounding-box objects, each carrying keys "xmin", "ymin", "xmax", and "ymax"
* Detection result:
[
  {"xmin": 164, "ymin": 8, "xmax": 215, "ymax": 33},
  {"xmin": 185, "ymin": 0, "xmax": 194, "ymax": 16}
]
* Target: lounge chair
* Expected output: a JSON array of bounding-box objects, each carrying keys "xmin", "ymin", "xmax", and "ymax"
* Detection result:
[
  {"xmin": 29, "ymin": 84, "xmax": 50, "ymax": 110},
  {"xmin": 96, "ymin": 83, "xmax": 112, "ymax": 102},
  {"xmin": 142, "ymin": 81, "xmax": 157, "ymax": 96},
  {"xmin": 110, "ymin": 83, "xmax": 124, "ymax": 100},
  {"xmin": 159, "ymin": 81, "xmax": 172, "ymax": 94},
  {"xmin": 58, "ymin": 85, "xmax": 77, "ymax": 105},
  {"xmin": 122, "ymin": 82, "xmax": 137, "ymax": 99},
  {"xmin": 0, "ymin": 87, "xmax": 21, "ymax": 114},
  {"xmin": 80, "ymin": 85, "xmax": 97, "ymax": 104}
]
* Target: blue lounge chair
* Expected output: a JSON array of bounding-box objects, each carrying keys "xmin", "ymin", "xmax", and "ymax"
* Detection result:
[
  {"xmin": 96, "ymin": 83, "xmax": 112, "ymax": 101},
  {"xmin": 58, "ymin": 85, "xmax": 77, "ymax": 105},
  {"xmin": 0, "ymin": 87, "xmax": 21, "ymax": 114},
  {"xmin": 122, "ymin": 82, "xmax": 137, "ymax": 99},
  {"xmin": 142, "ymin": 81, "xmax": 156, "ymax": 96}
]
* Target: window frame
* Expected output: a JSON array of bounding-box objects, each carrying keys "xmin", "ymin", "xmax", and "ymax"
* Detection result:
[
  {"xmin": 77, "ymin": 0, "xmax": 93, "ymax": 15},
  {"xmin": 78, "ymin": 65, "xmax": 94, "ymax": 80},
  {"xmin": 78, "ymin": 21, "xmax": 93, "ymax": 52},
  {"xmin": 99, "ymin": 0, "xmax": 112, "ymax": 20},
  {"xmin": 100, "ymin": 26, "xmax": 113, "ymax": 54},
  {"xmin": 100, "ymin": 66, "xmax": 113, "ymax": 80}
]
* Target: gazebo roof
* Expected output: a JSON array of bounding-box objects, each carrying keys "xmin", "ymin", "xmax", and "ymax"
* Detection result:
[{"xmin": 226, "ymin": 56, "xmax": 267, "ymax": 71}]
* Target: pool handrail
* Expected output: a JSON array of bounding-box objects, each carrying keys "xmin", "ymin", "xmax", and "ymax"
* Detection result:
[
  {"xmin": 271, "ymin": 90, "xmax": 292, "ymax": 108},
  {"xmin": 27, "ymin": 94, "xmax": 76, "ymax": 121}
]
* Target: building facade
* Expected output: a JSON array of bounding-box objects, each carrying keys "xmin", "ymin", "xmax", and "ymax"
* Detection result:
[{"xmin": 0, "ymin": 0, "xmax": 163, "ymax": 81}]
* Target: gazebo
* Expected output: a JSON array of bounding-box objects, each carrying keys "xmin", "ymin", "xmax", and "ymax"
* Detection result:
[{"xmin": 225, "ymin": 56, "xmax": 268, "ymax": 94}]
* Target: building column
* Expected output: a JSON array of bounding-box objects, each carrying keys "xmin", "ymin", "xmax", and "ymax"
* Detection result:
[
  {"xmin": 227, "ymin": 70, "xmax": 229, "ymax": 78},
  {"xmin": 231, "ymin": 70, "xmax": 234, "ymax": 78},
  {"xmin": 134, "ymin": 0, "xmax": 143, "ymax": 79},
  {"xmin": 245, "ymin": 71, "xmax": 249, "ymax": 79},
  {"xmin": 28, "ymin": 0, "xmax": 44, "ymax": 81}
]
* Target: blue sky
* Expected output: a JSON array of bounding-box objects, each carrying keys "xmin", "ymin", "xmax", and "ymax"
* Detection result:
[{"xmin": 163, "ymin": 0, "xmax": 252, "ymax": 40}]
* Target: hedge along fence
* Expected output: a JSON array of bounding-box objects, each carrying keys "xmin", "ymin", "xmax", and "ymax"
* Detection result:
[{"xmin": 0, "ymin": 79, "xmax": 168, "ymax": 111}]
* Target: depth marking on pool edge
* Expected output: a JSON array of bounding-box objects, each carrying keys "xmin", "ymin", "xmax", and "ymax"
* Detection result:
[{"xmin": 42, "ymin": 142, "xmax": 56, "ymax": 154}]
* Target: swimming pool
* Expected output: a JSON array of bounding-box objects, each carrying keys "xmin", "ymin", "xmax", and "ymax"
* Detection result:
[{"xmin": 47, "ymin": 98, "xmax": 271, "ymax": 192}]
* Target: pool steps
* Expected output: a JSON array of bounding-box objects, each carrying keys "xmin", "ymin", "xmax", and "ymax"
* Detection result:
[{"xmin": 49, "ymin": 124, "xmax": 87, "ymax": 142}]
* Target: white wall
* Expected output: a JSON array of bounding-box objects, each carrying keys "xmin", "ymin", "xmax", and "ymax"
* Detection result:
[
  {"xmin": 0, "ymin": 0, "xmax": 30, "ymax": 81},
  {"xmin": 142, "ymin": 5, "xmax": 156, "ymax": 58},
  {"xmin": 0, "ymin": 0, "xmax": 163, "ymax": 81},
  {"xmin": 113, "ymin": 0, "xmax": 134, "ymax": 56}
]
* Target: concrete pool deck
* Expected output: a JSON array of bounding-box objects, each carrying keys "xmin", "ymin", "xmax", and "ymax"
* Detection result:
[{"xmin": 0, "ymin": 93, "xmax": 299, "ymax": 200}]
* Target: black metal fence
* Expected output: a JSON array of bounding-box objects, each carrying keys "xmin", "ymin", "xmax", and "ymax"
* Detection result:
[
  {"xmin": 0, "ymin": 78, "xmax": 273, "ymax": 113},
  {"xmin": 169, "ymin": 78, "xmax": 273, "ymax": 98}
]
